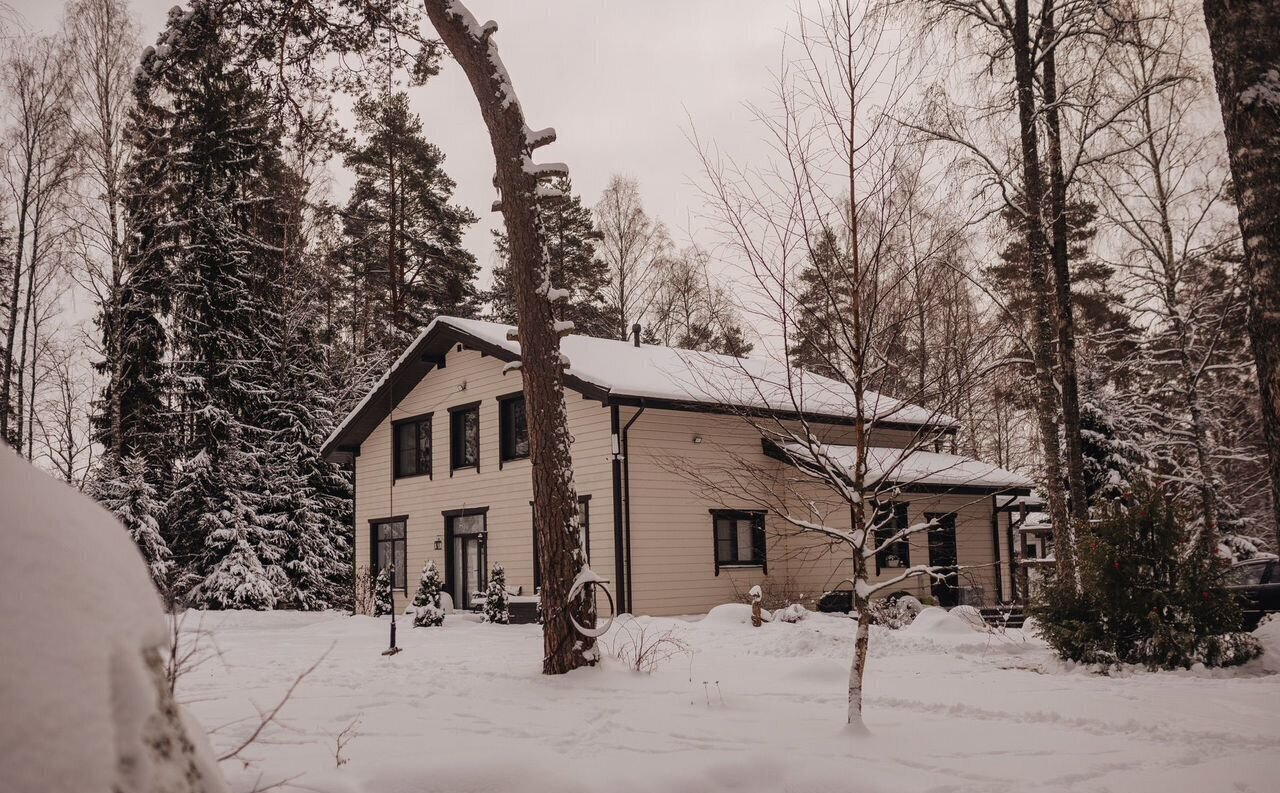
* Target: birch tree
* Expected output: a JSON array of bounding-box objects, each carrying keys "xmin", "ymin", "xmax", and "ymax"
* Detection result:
[
  {"xmin": 595, "ymin": 175, "xmax": 668, "ymax": 340},
  {"xmin": 694, "ymin": 0, "xmax": 1010, "ymax": 731}
]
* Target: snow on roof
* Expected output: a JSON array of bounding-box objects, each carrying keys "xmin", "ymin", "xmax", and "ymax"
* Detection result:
[
  {"xmin": 779, "ymin": 441, "xmax": 1034, "ymax": 492},
  {"xmin": 324, "ymin": 317, "xmax": 959, "ymax": 457},
  {"xmin": 0, "ymin": 444, "xmax": 222, "ymax": 792},
  {"xmin": 453, "ymin": 318, "xmax": 950, "ymax": 425}
]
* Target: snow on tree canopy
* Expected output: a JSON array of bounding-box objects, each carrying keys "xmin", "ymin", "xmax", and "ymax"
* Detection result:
[{"xmin": 0, "ymin": 445, "xmax": 225, "ymax": 793}]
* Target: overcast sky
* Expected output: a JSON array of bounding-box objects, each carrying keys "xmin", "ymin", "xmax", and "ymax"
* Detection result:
[{"xmin": 13, "ymin": 0, "xmax": 797, "ymax": 288}]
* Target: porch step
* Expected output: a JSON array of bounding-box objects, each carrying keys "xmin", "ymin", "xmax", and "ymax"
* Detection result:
[{"xmin": 978, "ymin": 606, "xmax": 1027, "ymax": 629}]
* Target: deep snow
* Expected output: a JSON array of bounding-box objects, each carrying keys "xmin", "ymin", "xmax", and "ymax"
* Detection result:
[{"xmin": 177, "ymin": 608, "xmax": 1280, "ymax": 793}]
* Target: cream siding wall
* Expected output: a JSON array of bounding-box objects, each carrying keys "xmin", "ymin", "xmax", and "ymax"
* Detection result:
[
  {"xmin": 623, "ymin": 408, "xmax": 1004, "ymax": 615},
  {"xmin": 353, "ymin": 346, "xmax": 614, "ymax": 602},
  {"xmin": 351, "ymin": 348, "xmax": 1006, "ymax": 615}
]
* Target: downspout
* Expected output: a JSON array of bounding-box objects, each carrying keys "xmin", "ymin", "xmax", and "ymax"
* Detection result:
[
  {"xmin": 990, "ymin": 494, "xmax": 1003, "ymax": 604},
  {"xmin": 610, "ymin": 405, "xmax": 627, "ymax": 614},
  {"xmin": 621, "ymin": 404, "xmax": 645, "ymax": 615}
]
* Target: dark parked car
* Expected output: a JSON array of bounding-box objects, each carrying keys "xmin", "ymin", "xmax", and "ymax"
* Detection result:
[{"xmin": 1226, "ymin": 557, "xmax": 1280, "ymax": 630}]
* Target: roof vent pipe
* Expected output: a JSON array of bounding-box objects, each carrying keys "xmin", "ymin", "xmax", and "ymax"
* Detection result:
[{"xmin": 631, "ymin": 323, "xmax": 642, "ymax": 347}]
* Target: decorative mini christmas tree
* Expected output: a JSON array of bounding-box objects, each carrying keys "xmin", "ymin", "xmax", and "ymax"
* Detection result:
[
  {"xmin": 373, "ymin": 565, "xmax": 394, "ymax": 618},
  {"xmin": 482, "ymin": 563, "xmax": 510, "ymax": 624},
  {"xmin": 412, "ymin": 560, "xmax": 445, "ymax": 627}
]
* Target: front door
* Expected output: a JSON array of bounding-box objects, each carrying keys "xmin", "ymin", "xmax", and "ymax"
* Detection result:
[
  {"xmin": 927, "ymin": 513, "xmax": 960, "ymax": 607},
  {"xmin": 446, "ymin": 511, "xmax": 487, "ymax": 610}
]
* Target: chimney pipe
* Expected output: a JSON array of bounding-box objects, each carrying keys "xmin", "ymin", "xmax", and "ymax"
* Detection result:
[{"xmin": 631, "ymin": 323, "xmax": 642, "ymax": 348}]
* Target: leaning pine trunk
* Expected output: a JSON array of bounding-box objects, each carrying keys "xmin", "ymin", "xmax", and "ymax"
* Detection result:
[
  {"xmin": 424, "ymin": 0, "xmax": 596, "ymax": 674},
  {"xmin": 1201, "ymin": 0, "xmax": 1280, "ymax": 552}
]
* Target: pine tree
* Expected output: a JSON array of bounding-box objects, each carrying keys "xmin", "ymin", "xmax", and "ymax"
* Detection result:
[
  {"xmin": 789, "ymin": 227, "xmax": 851, "ymax": 378},
  {"xmin": 412, "ymin": 560, "xmax": 444, "ymax": 627},
  {"xmin": 93, "ymin": 454, "xmax": 174, "ymax": 595},
  {"xmin": 373, "ymin": 564, "xmax": 394, "ymax": 618},
  {"xmin": 490, "ymin": 176, "xmax": 611, "ymax": 336},
  {"xmin": 342, "ymin": 91, "xmax": 479, "ymax": 357},
  {"xmin": 482, "ymin": 562, "xmax": 509, "ymax": 624}
]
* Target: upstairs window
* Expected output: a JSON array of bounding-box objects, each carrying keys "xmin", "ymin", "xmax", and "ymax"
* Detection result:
[
  {"xmin": 450, "ymin": 403, "xmax": 480, "ymax": 471},
  {"xmin": 712, "ymin": 509, "xmax": 766, "ymax": 574},
  {"xmin": 872, "ymin": 502, "xmax": 910, "ymax": 574},
  {"xmin": 393, "ymin": 415, "xmax": 432, "ymax": 478},
  {"xmin": 499, "ymin": 394, "xmax": 530, "ymax": 462}
]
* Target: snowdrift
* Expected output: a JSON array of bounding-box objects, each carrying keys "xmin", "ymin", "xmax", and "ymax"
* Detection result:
[{"xmin": 0, "ymin": 445, "xmax": 225, "ymax": 793}]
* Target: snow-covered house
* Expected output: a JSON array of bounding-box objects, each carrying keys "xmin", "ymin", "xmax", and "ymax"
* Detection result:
[{"xmin": 323, "ymin": 317, "xmax": 1032, "ymax": 616}]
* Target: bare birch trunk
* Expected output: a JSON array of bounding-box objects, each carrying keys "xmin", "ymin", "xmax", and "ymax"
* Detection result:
[
  {"xmin": 1201, "ymin": 0, "xmax": 1280, "ymax": 550},
  {"xmin": 1013, "ymin": 0, "xmax": 1074, "ymax": 581},
  {"xmin": 424, "ymin": 0, "xmax": 595, "ymax": 674},
  {"xmin": 1042, "ymin": 9, "xmax": 1089, "ymax": 534}
]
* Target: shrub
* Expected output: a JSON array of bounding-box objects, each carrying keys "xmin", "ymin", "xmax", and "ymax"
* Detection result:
[
  {"xmin": 373, "ymin": 566, "xmax": 394, "ymax": 618},
  {"xmin": 607, "ymin": 616, "xmax": 689, "ymax": 673},
  {"xmin": 867, "ymin": 595, "xmax": 921, "ymax": 629},
  {"xmin": 1030, "ymin": 489, "xmax": 1261, "ymax": 669},
  {"xmin": 412, "ymin": 560, "xmax": 445, "ymax": 627},
  {"xmin": 482, "ymin": 563, "xmax": 510, "ymax": 624}
]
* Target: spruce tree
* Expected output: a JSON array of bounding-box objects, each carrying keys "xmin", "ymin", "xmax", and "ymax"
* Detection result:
[
  {"xmin": 342, "ymin": 91, "xmax": 479, "ymax": 357},
  {"xmin": 269, "ymin": 330, "xmax": 354, "ymax": 611},
  {"xmin": 412, "ymin": 560, "xmax": 444, "ymax": 627},
  {"xmin": 93, "ymin": 454, "xmax": 174, "ymax": 595},
  {"xmin": 482, "ymin": 563, "xmax": 510, "ymax": 624},
  {"xmin": 140, "ymin": 3, "xmax": 292, "ymax": 609},
  {"xmin": 789, "ymin": 227, "xmax": 851, "ymax": 378},
  {"xmin": 373, "ymin": 565, "xmax": 394, "ymax": 617},
  {"xmin": 490, "ymin": 176, "xmax": 611, "ymax": 336}
]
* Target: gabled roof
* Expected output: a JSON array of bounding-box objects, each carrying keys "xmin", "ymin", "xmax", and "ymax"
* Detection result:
[
  {"xmin": 771, "ymin": 440, "xmax": 1033, "ymax": 496},
  {"xmin": 322, "ymin": 317, "xmax": 959, "ymax": 462}
]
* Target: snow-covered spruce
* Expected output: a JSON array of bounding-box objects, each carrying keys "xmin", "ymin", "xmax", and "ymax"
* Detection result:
[
  {"xmin": 482, "ymin": 563, "xmax": 511, "ymax": 624},
  {"xmin": 413, "ymin": 560, "xmax": 445, "ymax": 627},
  {"xmin": 373, "ymin": 565, "xmax": 394, "ymax": 618},
  {"xmin": 90, "ymin": 454, "xmax": 174, "ymax": 595}
]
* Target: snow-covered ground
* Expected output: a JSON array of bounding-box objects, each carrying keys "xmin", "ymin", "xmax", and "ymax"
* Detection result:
[{"xmin": 181, "ymin": 607, "xmax": 1280, "ymax": 793}]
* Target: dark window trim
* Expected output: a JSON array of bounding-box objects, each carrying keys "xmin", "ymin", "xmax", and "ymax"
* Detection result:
[
  {"xmin": 369, "ymin": 515, "xmax": 409, "ymax": 593},
  {"xmin": 710, "ymin": 508, "xmax": 767, "ymax": 575},
  {"xmin": 448, "ymin": 401, "xmax": 481, "ymax": 474},
  {"xmin": 496, "ymin": 391, "xmax": 530, "ymax": 467},
  {"xmin": 391, "ymin": 412, "xmax": 433, "ymax": 480},
  {"xmin": 872, "ymin": 501, "xmax": 911, "ymax": 575}
]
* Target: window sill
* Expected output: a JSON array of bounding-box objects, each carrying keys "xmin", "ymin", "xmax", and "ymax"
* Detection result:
[
  {"xmin": 450, "ymin": 464, "xmax": 479, "ymax": 475},
  {"xmin": 716, "ymin": 562, "xmax": 765, "ymax": 571},
  {"xmin": 393, "ymin": 472, "xmax": 432, "ymax": 482},
  {"xmin": 499, "ymin": 454, "xmax": 531, "ymax": 466}
]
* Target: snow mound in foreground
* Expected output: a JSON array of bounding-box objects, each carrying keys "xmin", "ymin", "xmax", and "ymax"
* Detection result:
[
  {"xmin": 902, "ymin": 606, "xmax": 981, "ymax": 636},
  {"xmin": 1254, "ymin": 617, "xmax": 1280, "ymax": 673},
  {"xmin": 0, "ymin": 445, "xmax": 225, "ymax": 793}
]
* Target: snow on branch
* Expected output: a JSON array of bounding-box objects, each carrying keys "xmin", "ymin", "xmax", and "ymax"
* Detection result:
[
  {"xmin": 525, "ymin": 125, "xmax": 557, "ymax": 149},
  {"xmin": 523, "ymin": 158, "xmax": 570, "ymax": 178}
]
